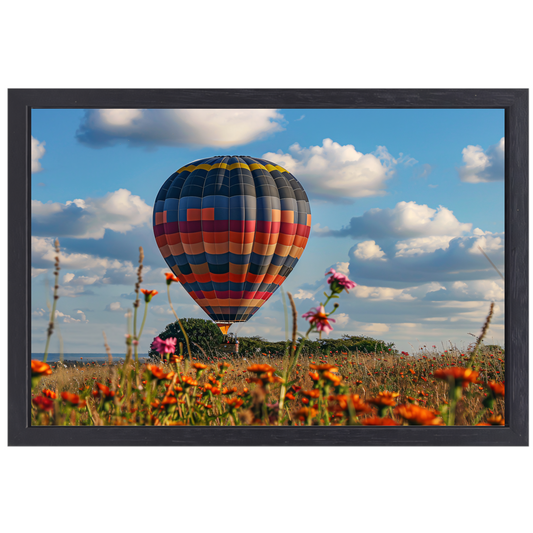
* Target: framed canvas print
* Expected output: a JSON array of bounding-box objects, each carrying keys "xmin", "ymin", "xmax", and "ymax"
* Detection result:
[{"xmin": 8, "ymin": 89, "xmax": 528, "ymax": 445}]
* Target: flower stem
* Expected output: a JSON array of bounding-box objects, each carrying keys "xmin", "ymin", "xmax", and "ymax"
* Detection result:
[
  {"xmin": 448, "ymin": 383, "xmax": 462, "ymax": 426},
  {"xmin": 138, "ymin": 301, "xmax": 149, "ymax": 338},
  {"xmin": 167, "ymin": 284, "xmax": 192, "ymax": 361}
]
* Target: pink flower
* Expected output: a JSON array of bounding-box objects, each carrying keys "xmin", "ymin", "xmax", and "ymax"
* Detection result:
[
  {"xmin": 302, "ymin": 305, "xmax": 335, "ymax": 334},
  {"xmin": 152, "ymin": 336, "xmax": 177, "ymax": 354},
  {"xmin": 326, "ymin": 268, "xmax": 357, "ymax": 293}
]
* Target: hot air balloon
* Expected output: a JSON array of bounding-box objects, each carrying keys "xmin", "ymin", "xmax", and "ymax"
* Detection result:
[{"xmin": 153, "ymin": 155, "xmax": 311, "ymax": 334}]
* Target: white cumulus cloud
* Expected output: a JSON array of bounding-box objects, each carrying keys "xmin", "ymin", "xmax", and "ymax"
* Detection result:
[
  {"xmin": 395, "ymin": 235, "xmax": 457, "ymax": 257},
  {"xmin": 438, "ymin": 301, "xmax": 501, "ymax": 323},
  {"xmin": 76, "ymin": 109, "xmax": 284, "ymax": 148},
  {"xmin": 151, "ymin": 306, "xmax": 176, "ymax": 316},
  {"xmin": 359, "ymin": 322, "xmax": 390, "ymax": 334},
  {"xmin": 293, "ymin": 289, "xmax": 315, "ymax": 300},
  {"xmin": 32, "ymin": 189, "xmax": 151, "ymax": 239},
  {"xmin": 334, "ymin": 313, "xmax": 350, "ymax": 327},
  {"xmin": 263, "ymin": 139, "xmax": 398, "ymax": 201},
  {"xmin": 106, "ymin": 302, "xmax": 125, "ymax": 312},
  {"xmin": 353, "ymin": 240, "xmax": 387, "ymax": 261},
  {"xmin": 353, "ymin": 285, "xmax": 416, "ymax": 301},
  {"xmin": 32, "ymin": 268, "xmax": 47, "ymax": 278},
  {"xmin": 32, "ymin": 136, "xmax": 46, "ymax": 173},
  {"xmin": 424, "ymin": 279, "xmax": 504, "ymax": 302},
  {"xmin": 329, "ymin": 262, "xmax": 350, "ymax": 275},
  {"xmin": 469, "ymin": 234, "xmax": 504, "ymax": 255},
  {"xmin": 459, "ymin": 137, "xmax": 504, "ymax": 183},
  {"xmin": 32, "ymin": 236, "xmax": 147, "ymax": 287},
  {"xmin": 320, "ymin": 201, "xmax": 472, "ymax": 239},
  {"xmin": 63, "ymin": 273, "xmax": 75, "ymax": 283},
  {"xmin": 54, "ymin": 310, "xmax": 89, "ymax": 323}
]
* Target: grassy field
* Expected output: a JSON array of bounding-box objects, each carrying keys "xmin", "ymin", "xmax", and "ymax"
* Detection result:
[{"xmin": 31, "ymin": 343, "xmax": 504, "ymax": 426}]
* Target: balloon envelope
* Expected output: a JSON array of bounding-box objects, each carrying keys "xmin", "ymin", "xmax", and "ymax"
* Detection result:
[{"xmin": 153, "ymin": 155, "xmax": 311, "ymax": 330}]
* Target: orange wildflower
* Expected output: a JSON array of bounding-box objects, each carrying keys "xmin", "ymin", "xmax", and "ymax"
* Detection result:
[
  {"xmin": 192, "ymin": 362, "xmax": 208, "ymax": 370},
  {"xmin": 181, "ymin": 375, "xmax": 198, "ymax": 387},
  {"xmin": 309, "ymin": 371, "xmax": 319, "ymax": 381},
  {"xmin": 31, "ymin": 360, "xmax": 53, "ymax": 376},
  {"xmin": 165, "ymin": 272, "xmax": 180, "ymax": 284},
  {"xmin": 488, "ymin": 381, "xmax": 505, "ymax": 397},
  {"xmin": 225, "ymin": 398, "xmax": 244, "ymax": 409},
  {"xmin": 323, "ymin": 371, "xmax": 342, "ymax": 386},
  {"xmin": 222, "ymin": 387, "xmax": 237, "ymax": 395},
  {"xmin": 394, "ymin": 404, "xmax": 444, "ymax": 425},
  {"xmin": 140, "ymin": 289, "xmax": 158, "ymax": 302},
  {"xmin": 146, "ymin": 364, "xmax": 174, "ymax": 381},
  {"xmin": 433, "ymin": 367, "xmax": 479, "ymax": 388},
  {"xmin": 203, "ymin": 383, "xmax": 221, "ymax": 395},
  {"xmin": 247, "ymin": 364, "xmax": 276, "ymax": 374},
  {"xmin": 328, "ymin": 394, "xmax": 371, "ymax": 414},
  {"xmin": 246, "ymin": 372, "xmax": 283, "ymax": 386},
  {"xmin": 295, "ymin": 407, "xmax": 318, "ymax": 421},
  {"xmin": 95, "ymin": 382, "xmax": 116, "ymax": 399},
  {"xmin": 161, "ymin": 396, "xmax": 178, "ymax": 410},
  {"xmin": 486, "ymin": 415, "xmax": 505, "ymax": 425},
  {"xmin": 367, "ymin": 391, "xmax": 399, "ymax": 407},
  {"xmin": 42, "ymin": 388, "xmax": 57, "ymax": 399},
  {"xmin": 61, "ymin": 391, "xmax": 85, "ymax": 406},
  {"xmin": 301, "ymin": 389, "xmax": 320, "ymax": 399}
]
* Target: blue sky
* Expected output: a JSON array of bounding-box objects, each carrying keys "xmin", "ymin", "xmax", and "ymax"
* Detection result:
[{"xmin": 31, "ymin": 108, "xmax": 505, "ymax": 354}]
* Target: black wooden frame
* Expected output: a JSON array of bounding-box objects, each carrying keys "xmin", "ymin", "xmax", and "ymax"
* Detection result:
[{"xmin": 8, "ymin": 89, "xmax": 528, "ymax": 446}]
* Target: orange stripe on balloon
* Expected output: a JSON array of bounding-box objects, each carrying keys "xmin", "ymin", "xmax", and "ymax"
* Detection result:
[
  {"xmin": 229, "ymin": 272, "xmax": 247, "ymax": 283},
  {"xmin": 187, "ymin": 209, "xmax": 201, "ymax": 221},
  {"xmin": 277, "ymin": 233, "xmax": 295, "ymax": 246},
  {"xmin": 201, "ymin": 207, "xmax": 215, "ymax": 220},
  {"xmin": 211, "ymin": 273, "xmax": 230, "ymax": 283},
  {"xmin": 156, "ymin": 235, "xmax": 168, "ymax": 248},
  {"xmin": 158, "ymin": 245, "xmax": 171, "ymax": 258},
  {"xmin": 165, "ymin": 232, "xmax": 182, "ymax": 245}
]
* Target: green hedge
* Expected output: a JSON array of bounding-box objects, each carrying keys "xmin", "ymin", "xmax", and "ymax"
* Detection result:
[
  {"xmin": 237, "ymin": 334, "xmax": 396, "ymax": 357},
  {"xmin": 149, "ymin": 319, "xmax": 396, "ymax": 360}
]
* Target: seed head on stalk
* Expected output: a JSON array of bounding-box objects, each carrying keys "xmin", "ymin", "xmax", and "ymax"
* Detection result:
[
  {"xmin": 134, "ymin": 247, "xmax": 144, "ymax": 309},
  {"xmin": 43, "ymin": 239, "xmax": 61, "ymax": 363},
  {"xmin": 132, "ymin": 247, "xmax": 144, "ymax": 365},
  {"xmin": 468, "ymin": 302, "xmax": 495, "ymax": 369}
]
